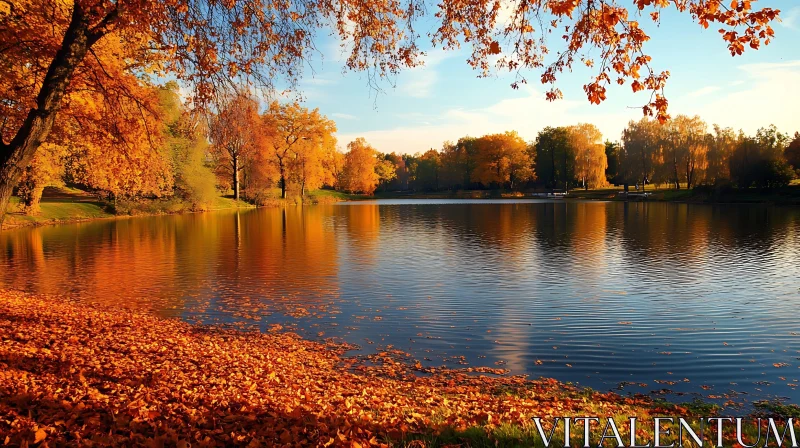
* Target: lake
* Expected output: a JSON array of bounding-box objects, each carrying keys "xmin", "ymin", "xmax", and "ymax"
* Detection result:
[{"xmin": 2, "ymin": 199, "xmax": 799, "ymax": 407}]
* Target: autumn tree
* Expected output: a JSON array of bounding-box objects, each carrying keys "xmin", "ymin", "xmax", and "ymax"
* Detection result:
[
  {"xmin": 621, "ymin": 118, "xmax": 660, "ymax": 189},
  {"xmin": 61, "ymin": 83, "xmax": 174, "ymax": 202},
  {"xmin": 706, "ymin": 125, "xmax": 737, "ymax": 184},
  {"xmin": 210, "ymin": 93, "xmax": 261, "ymax": 201},
  {"xmin": 16, "ymin": 144, "xmax": 67, "ymax": 214},
  {"xmin": 289, "ymin": 132, "xmax": 338, "ymax": 198},
  {"xmin": 375, "ymin": 158, "xmax": 398, "ymax": 190},
  {"xmin": 567, "ymin": 124, "xmax": 607, "ymax": 190},
  {"xmin": 472, "ymin": 132, "xmax": 533, "ymax": 190},
  {"xmin": 322, "ymin": 148, "xmax": 346, "ymax": 190},
  {"xmin": 661, "ymin": 115, "xmax": 707, "ymax": 188},
  {"xmin": 342, "ymin": 138, "xmax": 390, "ymax": 195},
  {"xmin": 382, "ymin": 153, "xmax": 408, "ymax": 191},
  {"xmin": 158, "ymin": 83, "xmax": 218, "ymax": 209},
  {"xmin": 0, "ymin": 0, "xmax": 781, "ymax": 222},
  {"xmin": 440, "ymin": 137, "xmax": 480, "ymax": 189},
  {"xmin": 263, "ymin": 102, "xmax": 336, "ymax": 199}
]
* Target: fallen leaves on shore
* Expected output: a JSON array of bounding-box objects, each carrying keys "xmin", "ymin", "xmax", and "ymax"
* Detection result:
[{"xmin": 0, "ymin": 290, "xmax": 668, "ymax": 446}]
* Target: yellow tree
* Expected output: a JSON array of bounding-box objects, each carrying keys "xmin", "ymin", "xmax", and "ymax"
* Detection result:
[
  {"xmin": 620, "ymin": 118, "xmax": 660, "ymax": 188},
  {"xmin": 16, "ymin": 143, "xmax": 68, "ymax": 214},
  {"xmin": 707, "ymin": 125, "xmax": 737, "ymax": 183},
  {"xmin": 321, "ymin": 146, "xmax": 346, "ymax": 190},
  {"xmin": 0, "ymin": 0, "xmax": 780, "ymax": 222},
  {"xmin": 263, "ymin": 102, "xmax": 336, "ymax": 199},
  {"xmin": 342, "ymin": 138, "xmax": 384, "ymax": 195},
  {"xmin": 209, "ymin": 92, "xmax": 261, "ymax": 201},
  {"xmin": 568, "ymin": 124, "xmax": 607, "ymax": 190},
  {"xmin": 289, "ymin": 132, "xmax": 338, "ymax": 197},
  {"xmin": 158, "ymin": 82, "xmax": 218, "ymax": 209},
  {"xmin": 663, "ymin": 115, "xmax": 708, "ymax": 188},
  {"xmin": 375, "ymin": 157, "xmax": 398, "ymax": 191},
  {"xmin": 474, "ymin": 131, "xmax": 533, "ymax": 189},
  {"xmin": 61, "ymin": 83, "xmax": 174, "ymax": 201}
]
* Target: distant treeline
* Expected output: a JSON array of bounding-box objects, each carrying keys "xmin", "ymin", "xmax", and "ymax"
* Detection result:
[{"xmin": 376, "ymin": 118, "xmax": 800, "ymax": 193}]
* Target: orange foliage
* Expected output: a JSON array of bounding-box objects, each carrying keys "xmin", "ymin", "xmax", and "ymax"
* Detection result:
[
  {"xmin": 567, "ymin": 123, "xmax": 607, "ymax": 190},
  {"xmin": 263, "ymin": 102, "xmax": 337, "ymax": 198},
  {"xmin": 2, "ymin": 1, "xmax": 172, "ymax": 200},
  {"xmin": 0, "ymin": 289, "xmax": 677, "ymax": 446},
  {"xmin": 342, "ymin": 138, "xmax": 386, "ymax": 195},
  {"xmin": 209, "ymin": 92, "xmax": 262, "ymax": 200},
  {"xmin": 16, "ymin": 144, "xmax": 68, "ymax": 214},
  {"xmin": 473, "ymin": 131, "xmax": 534, "ymax": 189}
]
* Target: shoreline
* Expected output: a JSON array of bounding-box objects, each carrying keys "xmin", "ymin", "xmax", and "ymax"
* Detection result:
[
  {"xmin": 3, "ymin": 185, "xmax": 798, "ymax": 232},
  {"xmin": 0, "ymin": 202, "xmax": 258, "ymax": 232},
  {"xmin": 0, "ymin": 188, "xmax": 360, "ymax": 232},
  {"xmin": 0, "ymin": 289, "xmax": 794, "ymax": 446},
  {"xmin": 370, "ymin": 185, "xmax": 800, "ymax": 206}
]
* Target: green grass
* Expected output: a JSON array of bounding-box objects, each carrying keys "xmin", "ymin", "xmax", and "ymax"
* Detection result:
[
  {"xmin": 754, "ymin": 401, "xmax": 800, "ymax": 418},
  {"xmin": 306, "ymin": 189, "xmax": 366, "ymax": 202},
  {"xmin": 210, "ymin": 196, "xmax": 256, "ymax": 209},
  {"xmin": 4, "ymin": 195, "xmax": 112, "ymax": 229},
  {"xmin": 2, "ymin": 186, "xmax": 362, "ymax": 231},
  {"xmin": 114, "ymin": 195, "xmax": 256, "ymax": 216},
  {"xmin": 2, "ymin": 186, "xmax": 260, "ymax": 230}
]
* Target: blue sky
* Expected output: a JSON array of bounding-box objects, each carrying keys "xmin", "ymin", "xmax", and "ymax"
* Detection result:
[{"xmin": 289, "ymin": 1, "xmax": 800, "ymax": 154}]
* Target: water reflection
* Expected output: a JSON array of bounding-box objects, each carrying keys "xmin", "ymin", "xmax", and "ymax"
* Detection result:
[{"xmin": 1, "ymin": 200, "xmax": 799, "ymax": 405}]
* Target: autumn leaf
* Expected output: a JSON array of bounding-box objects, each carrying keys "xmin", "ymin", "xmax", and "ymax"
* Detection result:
[{"xmin": 33, "ymin": 428, "xmax": 46, "ymax": 444}]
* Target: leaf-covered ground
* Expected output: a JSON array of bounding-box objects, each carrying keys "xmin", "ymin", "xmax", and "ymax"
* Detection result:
[{"xmin": 0, "ymin": 290, "xmax": 699, "ymax": 446}]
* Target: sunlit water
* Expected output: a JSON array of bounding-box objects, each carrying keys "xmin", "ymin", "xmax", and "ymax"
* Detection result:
[{"xmin": 2, "ymin": 200, "xmax": 799, "ymax": 407}]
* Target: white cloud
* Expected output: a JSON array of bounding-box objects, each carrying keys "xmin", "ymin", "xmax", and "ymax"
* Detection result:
[
  {"xmin": 332, "ymin": 112, "xmax": 357, "ymax": 120},
  {"xmin": 684, "ymin": 85, "xmax": 722, "ymax": 98}
]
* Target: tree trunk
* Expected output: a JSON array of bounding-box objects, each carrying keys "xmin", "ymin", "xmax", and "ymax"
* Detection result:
[
  {"xmin": 0, "ymin": 4, "xmax": 99, "ymax": 225},
  {"xmin": 20, "ymin": 182, "xmax": 45, "ymax": 215},
  {"xmin": 278, "ymin": 159, "xmax": 287, "ymax": 199},
  {"xmin": 673, "ymin": 158, "xmax": 680, "ymax": 189},
  {"xmin": 232, "ymin": 156, "xmax": 240, "ymax": 201}
]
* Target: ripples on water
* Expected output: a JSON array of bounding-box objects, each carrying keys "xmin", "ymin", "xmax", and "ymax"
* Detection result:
[{"xmin": 1, "ymin": 200, "xmax": 799, "ymax": 406}]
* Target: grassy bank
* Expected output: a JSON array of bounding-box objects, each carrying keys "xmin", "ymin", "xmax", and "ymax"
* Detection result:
[
  {"xmin": 1, "ymin": 290, "xmax": 795, "ymax": 447},
  {"xmin": 1, "ymin": 190, "xmax": 255, "ymax": 231},
  {"xmin": 1, "ymin": 187, "xmax": 364, "ymax": 231},
  {"xmin": 3, "ymin": 191, "xmax": 114, "ymax": 230}
]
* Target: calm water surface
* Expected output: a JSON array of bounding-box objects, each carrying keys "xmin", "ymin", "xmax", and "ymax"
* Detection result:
[{"xmin": 2, "ymin": 200, "xmax": 799, "ymax": 407}]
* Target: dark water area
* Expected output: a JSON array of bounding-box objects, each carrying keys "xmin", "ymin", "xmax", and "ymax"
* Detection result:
[{"xmin": 2, "ymin": 200, "xmax": 799, "ymax": 408}]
